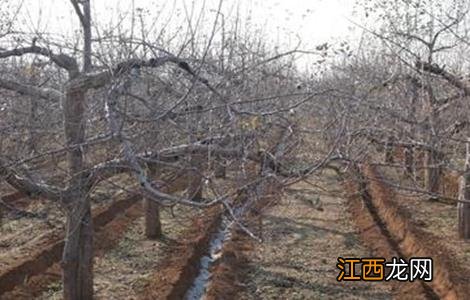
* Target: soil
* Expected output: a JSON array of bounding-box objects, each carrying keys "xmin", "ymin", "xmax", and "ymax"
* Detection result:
[
  {"xmin": 136, "ymin": 206, "xmax": 222, "ymax": 300},
  {"xmin": 360, "ymin": 164, "xmax": 466, "ymax": 299},
  {"xmin": 235, "ymin": 171, "xmax": 395, "ymax": 299},
  {"xmin": 88, "ymin": 205, "xmax": 201, "ymax": 300},
  {"xmin": 376, "ymin": 165, "xmax": 470, "ymax": 298},
  {"xmin": 2, "ymin": 164, "xmax": 469, "ymax": 299},
  {"xmin": 0, "ymin": 191, "xmax": 140, "ymax": 298}
]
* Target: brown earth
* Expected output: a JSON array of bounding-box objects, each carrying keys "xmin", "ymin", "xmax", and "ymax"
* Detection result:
[
  {"xmin": 137, "ymin": 206, "xmax": 222, "ymax": 300},
  {"xmin": 376, "ymin": 165, "xmax": 470, "ymax": 298},
  {"xmin": 234, "ymin": 171, "xmax": 395, "ymax": 299},
  {"xmin": 3, "ymin": 162, "xmax": 469, "ymax": 300},
  {"xmin": 355, "ymin": 164, "xmax": 468, "ymax": 299},
  {"xmin": 205, "ymin": 180, "xmax": 279, "ymax": 300},
  {"xmin": 228, "ymin": 165, "xmax": 467, "ymax": 300},
  {"xmin": 0, "ymin": 191, "xmax": 141, "ymax": 298},
  {"xmin": 346, "ymin": 167, "xmax": 433, "ymax": 299}
]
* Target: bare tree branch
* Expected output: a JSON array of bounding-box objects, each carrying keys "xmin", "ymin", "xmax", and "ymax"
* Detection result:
[
  {"xmin": 0, "ymin": 46, "xmax": 79, "ymax": 75},
  {"xmin": 0, "ymin": 77, "xmax": 63, "ymax": 101},
  {"xmin": 416, "ymin": 60, "xmax": 470, "ymax": 95}
]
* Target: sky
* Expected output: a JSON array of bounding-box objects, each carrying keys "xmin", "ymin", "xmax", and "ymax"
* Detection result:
[{"xmin": 14, "ymin": 0, "xmax": 358, "ymax": 50}]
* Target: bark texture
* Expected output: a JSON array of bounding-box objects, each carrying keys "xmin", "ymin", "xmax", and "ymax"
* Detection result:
[{"xmin": 458, "ymin": 140, "xmax": 470, "ymax": 239}]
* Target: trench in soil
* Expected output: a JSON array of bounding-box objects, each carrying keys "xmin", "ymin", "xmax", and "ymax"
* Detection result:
[
  {"xmin": 347, "ymin": 164, "xmax": 467, "ymax": 299},
  {"xmin": 3, "ymin": 163, "xmax": 467, "ymax": 299},
  {"xmin": 180, "ymin": 166, "xmax": 469, "ymax": 300},
  {"xmin": 184, "ymin": 212, "xmax": 233, "ymax": 300},
  {"xmin": 0, "ymin": 171, "xmax": 194, "ymax": 298},
  {"xmin": 0, "ymin": 191, "xmax": 141, "ymax": 298},
  {"xmin": 183, "ymin": 182, "xmax": 279, "ymax": 300},
  {"xmin": 138, "ymin": 205, "xmax": 223, "ymax": 300},
  {"xmin": 139, "ymin": 178, "xmax": 276, "ymax": 300},
  {"xmin": 0, "ymin": 170, "xmax": 243, "ymax": 299},
  {"xmin": 345, "ymin": 170, "xmax": 434, "ymax": 299}
]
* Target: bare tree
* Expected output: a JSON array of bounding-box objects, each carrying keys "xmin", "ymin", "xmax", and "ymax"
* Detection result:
[{"xmin": 0, "ymin": 1, "xmax": 333, "ymax": 298}]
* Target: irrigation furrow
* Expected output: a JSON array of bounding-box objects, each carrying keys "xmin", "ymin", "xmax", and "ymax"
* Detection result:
[
  {"xmin": 347, "ymin": 164, "xmax": 466, "ymax": 299},
  {"xmin": 0, "ymin": 193, "xmax": 141, "ymax": 297}
]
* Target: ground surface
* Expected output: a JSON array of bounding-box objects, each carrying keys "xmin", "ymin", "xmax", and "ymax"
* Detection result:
[
  {"xmin": 37, "ymin": 205, "xmax": 197, "ymax": 300},
  {"xmin": 381, "ymin": 166, "xmax": 470, "ymax": 295},
  {"xmin": 238, "ymin": 171, "xmax": 394, "ymax": 299},
  {"xmin": 2, "ymin": 168, "xmax": 470, "ymax": 299}
]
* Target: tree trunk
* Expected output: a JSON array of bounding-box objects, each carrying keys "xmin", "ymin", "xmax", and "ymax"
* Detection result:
[
  {"xmin": 458, "ymin": 139, "xmax": 470, "ymax": 239},
  {"xmin": 384, "ymin": 136, "xmax": 394, "ymax": 163},
  {"xmin": 62, "ymin": 196, "xmax": 93, "ymax": 300},
  {"xmin": 187, "ymin": 169, "xmax": 203, "ymax": 201},
  {"xmin": 28, "ymin": 72, "xmax": 39, "ymax": 154},
  {"xmin": 82, "ymin": 0, "xmax": 92, "ymax": 72},
  {"xmin": 404, "ymin": 145, "xmax": 414, "ymax": 177},
  {"xmin": 405, "ymin": 77, "xmax": 419, "ymax": 178},
  {"xmin": 144, "ymin": 197, "xmax": 162, "ymax": 239},
  {"xmin": 62, "ymin": 88, "xmax": 93, "ymax": 299},
  {"xmin": 187, "ymin": 154, "xmax": 203, "ymax": 202},
  {"xmin": 422, "ymin": 74, "xmax": 441, "ymax": 200},
  {"xmin": 186, "ymin": 104, "xmax": 204, "ymax": 201},
  {"xmin": 424, "ymin": 148, "xmax": 440, "ymax": 199},
  {"xmin": 214, "ymin": 160, "xmax": 226, "ymax": 178},
  {"xmin": 144, "ymin": 167, "xmax": 162, "ymax": 239}
]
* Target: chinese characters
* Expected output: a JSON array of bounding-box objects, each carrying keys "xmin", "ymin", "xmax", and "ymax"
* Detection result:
[{"xmin": 337, "ymin": 257, "xmax": 433, "ymax": 282}]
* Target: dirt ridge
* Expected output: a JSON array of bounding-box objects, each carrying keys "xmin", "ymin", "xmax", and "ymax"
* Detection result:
[
  {"xmin": 139, "ymin": 206, "xmax": 222, "ymax": 300},
  {"xmin": 205, "ymin": 181, "xmax": 280, "ymax": 299},
  {"xmin": 347, "ymin": 164, "xmax": 466, "ymax": 299},
  {"xmin": 0, "ymin": 193, "xmax": 141, "ymax": 296},
  {"xmin": 346, "ymin": 170, "xmax": 433, "ymax": 299}
]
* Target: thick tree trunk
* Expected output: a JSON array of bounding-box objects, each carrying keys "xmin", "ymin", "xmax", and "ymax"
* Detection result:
[
  {"xmin": 458, "ymin": 139, "xmax": 470, "ymax": 239},
  {"xmin": 62, "ymin": 88, "xmax": 93, "ymax": 299},
  {"xmin": 64, "ymin": 90, "xmax": 86, "ymax": 174},
  {"xmin": 62, "ymin": 196, "xmax": 93, "ymax": 300},
  {"xmin": 187, "ymin": 104, "xmax": 204, "ymax": 201}
]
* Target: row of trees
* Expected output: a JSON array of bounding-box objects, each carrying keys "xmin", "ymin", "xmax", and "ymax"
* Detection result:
[
  {"xmin": 325, "ymin": 0, "xmax": 470, "ymax": 237},
  {"xmin": 4, "ymin": 0, "xmax": 470, "ymax": 298},
  {"xmin": 0, "ymin": 1, "xmax": 330, "ymax": 299}
]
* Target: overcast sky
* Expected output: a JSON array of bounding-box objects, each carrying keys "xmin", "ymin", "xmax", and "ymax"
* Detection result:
[{"xmin": 16, "ymin": 0, "xmax": 358, "ymax": 49}]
